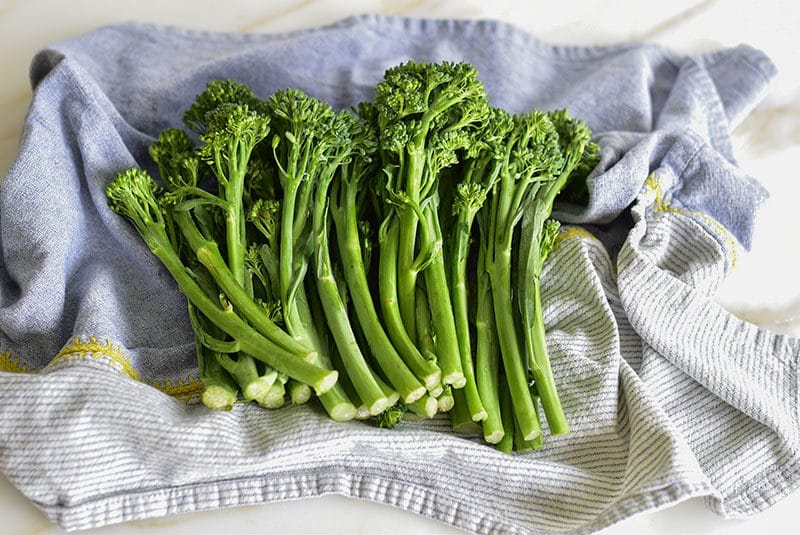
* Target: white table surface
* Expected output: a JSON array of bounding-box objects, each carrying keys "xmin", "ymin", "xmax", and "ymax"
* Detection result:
[{"xmin": 1, "ymin": 1, "xmax": 799, "ymax": 533}]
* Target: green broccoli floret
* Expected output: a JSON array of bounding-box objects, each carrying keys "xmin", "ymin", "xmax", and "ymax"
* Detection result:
[
  {"xmin": 183, "ymin": 79, "xmax": 267, "ymax": 134},
  {"xmin": 376, "ymin": 401, "xmax": 408, "ymax": 429}
]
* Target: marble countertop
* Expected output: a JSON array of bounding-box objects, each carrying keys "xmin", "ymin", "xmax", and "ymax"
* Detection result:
[{"xmin": 1, "ymin": 1, "xmax": 799, "ymax": 533}]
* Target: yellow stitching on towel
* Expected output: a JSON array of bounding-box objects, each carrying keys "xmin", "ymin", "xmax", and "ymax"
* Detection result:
[
  {"xmin": 51, "ymin": 336, "xmax": 141, "ymax": 381},
  {"xmin": 0, "ymin": 349, "xmax": 30, "ymax": 373},
  {"xmin": 644, "ymin": 173, "xmax": 671, "ymax": 212},
  {"xmin": 554, "ymin": 225, "xmax": 597, "ymax": 249},
  {"xmin": 643, "ymin": 174, "xmax": 738, "ymax": 268},
  {"xmin": 150, "ymin": 376, "xmax": 204, "ymax": 402},
  {"xmin": 49, "ymin": 336, "xmax": 203, "ymax": 403}
]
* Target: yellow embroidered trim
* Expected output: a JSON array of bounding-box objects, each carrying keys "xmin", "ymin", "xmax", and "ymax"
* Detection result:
[
  {"xmin": 50, "ymin": 337, "xmax": 141, "ymax": 381},
  {"xmin": 0, "ymin": 349, "xmax": 29, "ymax": 373},
  {"xmin": 33, "ymin": 336, "xmax": 202, "ymax": 402},
  {"xmin": 4, "ymin": 338, "xmax": 203, "ymax": 402},
  {"xmin": 151, "ymin": 376, "xmax": 205, "ymax": 402},
  {"xmin": 554, "ymin": 225, "xmax": 597, "ymax": 249},
  {"xmin": 642, "ymin": 174, "xmax": 739, "ymax": 268},
  {"xmin": 644, "ymin": 174, "xmax": 670, "ymax": 212}
]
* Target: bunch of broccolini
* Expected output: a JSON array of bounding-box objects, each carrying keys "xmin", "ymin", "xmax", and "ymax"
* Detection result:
[{"xmin": 106, "ymin": 61, "xmax": 598, "ymax": 453}]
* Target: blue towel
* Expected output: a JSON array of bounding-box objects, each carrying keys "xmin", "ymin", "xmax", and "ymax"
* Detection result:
[{"xmin": 0, "ymin": 14, "xmax": 792, "ymax": 534}]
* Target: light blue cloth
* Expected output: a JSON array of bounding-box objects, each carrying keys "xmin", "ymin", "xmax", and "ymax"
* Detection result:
[{"xmin": 0, "ymin": 14, "xmax": 792, "ymax": 534}]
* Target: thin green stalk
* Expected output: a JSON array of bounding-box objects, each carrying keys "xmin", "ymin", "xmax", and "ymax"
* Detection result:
[
  {"xmin": 406, "ymin": 394, "xmax": 438, "ymax": 418},
  {"xmin": 186, "ymin": 263, "xmax": 274, "ymax": 406},
  {"xmin": 287, "ymin": 379, "xmax": 311, "ymax": 406},
  {"xmin": 395, "ymin": 148, "xmax": 424, "ymax": 343},
  {"xmin": 142, "ymin": 223, "xmax": 337, "ymax": 393},
  {"xmin": 379, "ymin": 216, "xmax": 442, "ymax": 391},
  {"xmin": 315, "ymin": 266, "xmax": 392, "ymax": 415},
  {"xmin": 518, "ymin": 208, "xmax": 569, "ymax": 436},
  {"xmin": 487, "ymin": 244, "xmax": 541, "ymax": 442},
  {"xmin": 422, "ymin": 202, "xmax": 465, "ymax": 388},
  {"xmin": 397, "ymin": 208, "xmax": 419, "ymax": 343},
  {"xmin": 172, "ymin": 210, "xmax": 314, "ymax": 357},
  {"xmin": 449, "ymin": 208, "xmax": 486, "ymax": 421},
  {"xmin": 313, "ymin": 170, "xmax": 394, "ymax": 416},
  {"xmin": 496, "ymin": 372, "xmax": 515, "ymax": 455},
  {"xmin": 195, "ymin": 335, "xmax": 238, "ymax": 410},
  {"xmin": 316, "ymin": 384, "xmax": 357, "ymax": 421},
  {"xmin": 261, "ymin": 380, "xmax": 287, "ymax": 409},
  {"xmin": 474, "ymin": 243, "xmax": 504, "ymax": 444},
  {"xmin": 293, "ymin": 283, "xmax": 357, "ymax": 421},
  {"xmin": 217, "ymin": 130, "xmax": 260, "ymax": 394},
  {"xmin": 326, "ymin": 335, "xmax": 366, "ymax": 417},
  {"xmin": 529, "ymin": 278, "xmax": 569, "ymax": 435},
  {"xmin": 223, "ymin": 172, "xmax": 247, "ymax": 288},
  {"xmin": 450, "ymin": 387, "xmax": 481, "ymax": 435},
  {"xmin": 437, "ymin": 386, "xmax": 454, "ymax": 413},
  {"xmin": 279, "ymin": 180, "xmax": 301, "ymax": 330},
  {"xmin": 514, "ymin": 387, "xmax": 544, "ymax": 453},
  {"xmin": 331, "ymin": 181, "xmax": 426, "ymax": 404},
  {"xmin": 190, "ymin": 305, "xmax": 275, "ymax": 405},
  {"xmin": 215, "ymin": 352, "xmax": 273, "ymax": 402},
  {"xmin": 414, "ymin": 284, "xmax": 440, "ymax": 393}
]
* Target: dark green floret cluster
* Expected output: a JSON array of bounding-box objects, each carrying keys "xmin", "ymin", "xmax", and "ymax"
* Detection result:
[{"xmin": 106, "ymin": 61, "xmax": 598, "ymax": 452}]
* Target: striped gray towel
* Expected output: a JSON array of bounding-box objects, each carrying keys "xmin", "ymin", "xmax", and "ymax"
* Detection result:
[{"xmin": 0, "ymin": 14, "xmax": 791, "ymax": 534}]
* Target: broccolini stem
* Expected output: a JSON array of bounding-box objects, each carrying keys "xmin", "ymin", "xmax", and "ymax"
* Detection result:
[
  {"xmin": 518, "ymin": 207, "xmax": 569, "ymax": 435},
  {"xmin": 187, "ymin": 263, "xmax": 273, "ymax": 405},
  {"xmin": 528, "ymin": 277, "xmax": 569, "ymax": 435},
  {"xmin": 422, "ymin": 202, "xmax": 465, "ymax": 388},
  {"xmin": 172, "ymin": 211, "xmax": 314, "ymax": 357},
  {"xmin": 496, "ymin": 374, "xmax": 515, "ymax": 454},
  {"xmin": 450, "ymin": 387, "xmax": 481, "ymax": 435},
  {"xmin": 325, "ymin": 334, "xmax": 364, "ymax": 411},
  {"xmin": 261, "ymin": 380, "xmax": 287, "ymax": 409},
  {"xmin": 215, "ymin": 352, "xmax": 266, "ymax": 402},
  {"xmin": 219, "ymin": 149, "xmax": 262, "ymax": 400},
  {"xmin": 331, "ymin": 181, "xmax": 426, "ymax": 404},
  {"xmin": 316, "ymin": 381, "xmax": 357, "ymax": 421},
  {"xmin": 315, "ymin": 244, "xmax": 394, "ymax": 415},
  {"xmin": 379, "ymin": 216, "xmax": 442, "ymax": 391},
  {"xmin": 279, "ymin": 180, "xmax": 302, "ymax": 334},
  {"xmin": 395, "ymin": 143, "xmax": 425, "ymax": 344},
  {"xmin": 487, "ymin": 244, "xmax": 541, "ymax": 442},
  {"xmin": 146, "ymin": 226, "xmax": 337, "ymax": 393},
  {"xmin": 414, "ymin": 284, "xmax": 446, "ymax": 398},
  {"xmin": 293, "ymin": 282, "xmax": 359, "ymax": 421},
  {"xmin": 474, "ymin": 244, "xmax": 505, "ymax": 444},
  {"xmin": 223, "ymin": 174, "xmax": 247, "ymax": 288},
  {"xmin": 288, "ymin": 379, "xmax": 312, "ymax": 404},
  {"xmin": 195, "ymin": 334, "xmax": 238, "ymax": 410},
  {"xmin": 405, "ymin": 394, "xmax": 438, "ymax": 418},
  {"xmin": 449, "ymin": 209, "xmax": 487, "ymax": 421},
  {"xmin": 437, "ymin": 386, "xmax": 455, "ymax": 412},
  {"xmin": 397, "ymin": 207, "xmax": 419, "ymax": 343},
  {"xmin": 514, "ymin": 385, "xmax": 544, "ymax": 452},
  {"xmin": 312, "ymin": 163, "xmax": 395, "ymax": 416}
]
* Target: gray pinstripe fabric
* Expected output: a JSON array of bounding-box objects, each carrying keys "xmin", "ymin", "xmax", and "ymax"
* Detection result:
[{"xmin": 0, "ymin": 15, "xmax": 793, "ymax": 534}]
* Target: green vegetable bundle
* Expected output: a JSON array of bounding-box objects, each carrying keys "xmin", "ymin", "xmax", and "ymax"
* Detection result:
[{"xmin": 105, "ymin": 61, "xmax": 598, "ymax": 453}]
